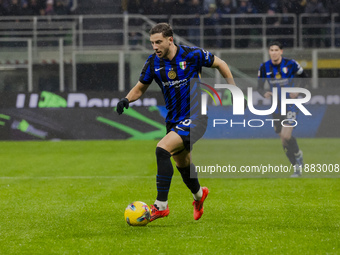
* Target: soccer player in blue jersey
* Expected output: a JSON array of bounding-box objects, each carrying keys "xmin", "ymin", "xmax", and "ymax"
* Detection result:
[
  {"xmin": 116, "ymin": 23, "xmax": 236, "ymax": 222},
  {"xmin": 257, "ymin": 41, "xmax": 307, "ymax": 177}
]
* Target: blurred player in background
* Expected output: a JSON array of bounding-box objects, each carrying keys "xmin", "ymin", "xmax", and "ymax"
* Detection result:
[
  {"xmin": 117, "ymin": 23, "xmax": 236, "ymax": 222},
  {"xmin": 257, "ymin": 41, "xmax": 307, "ymax": 177}
]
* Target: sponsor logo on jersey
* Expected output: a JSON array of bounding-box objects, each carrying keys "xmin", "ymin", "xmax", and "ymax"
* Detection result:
[
  {"xmin": 162, "ymin": 78, "xmax": 188, "ymax": 88},
  {"xmin": 202, "ymin": 49, "xmax": 210, "ymax": 60},
  {"xmin": 270, "ymin": 78, "xmax": 289, "ymax": 86}
]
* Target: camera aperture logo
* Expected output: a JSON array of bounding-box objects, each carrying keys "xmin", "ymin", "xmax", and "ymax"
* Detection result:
[
  {"xmin": 200, "ymin": 82, "xmax": 222, "ymax": 108},
  {"xmin": 200, "ymin": 84, "xmax": 312, "ymax": 128}
]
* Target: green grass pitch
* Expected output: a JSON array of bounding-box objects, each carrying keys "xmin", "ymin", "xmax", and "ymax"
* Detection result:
[{"xmin": 0, "ymin": 138, "xmax": 339, "ymax": 254}]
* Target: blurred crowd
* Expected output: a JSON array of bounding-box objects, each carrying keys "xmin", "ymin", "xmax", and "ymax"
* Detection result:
[
  {"xmin": 122, "ymin": 0, "xmax": 340, "ymax": 48},
  {"xmin": 121, "ymin": 0, "xmax": 340, "ymax": 16},
  {"xmin": 0, "ymin": 0, "xmax": 73, "ymax": 16}
]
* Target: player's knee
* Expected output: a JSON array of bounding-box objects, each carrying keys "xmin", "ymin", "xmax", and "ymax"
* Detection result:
[
  {"xmin": 274, "ymin": 125, "xmax": 282, "ymax": 134},
  {"xmin": 156, "ymin": 140, "xmax": 165, "ymax": 149},
  {"xmin": 174, "ymin": 157, "xmax": 190, "ymax": 168},
  {"xmin": 156, "ymin": 140, "xmax": 174, "ymax": 153},
  {"xmin": 281, "ymin": 134, "xmax": 291, "ymax": 144},
  {"xmin": 156, "ymin": 146, "xmax": 171, "ymax": 160},
  {"xmin": 173, "ymin": 150, "xmax": 190, "ymax": 168}
]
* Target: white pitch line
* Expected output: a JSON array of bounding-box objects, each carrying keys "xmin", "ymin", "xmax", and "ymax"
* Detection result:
[{"xmin": 0, "ymin": 176, "xmax": 154, "ymax": 180}]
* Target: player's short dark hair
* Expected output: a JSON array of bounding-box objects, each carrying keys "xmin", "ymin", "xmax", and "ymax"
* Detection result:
[
  {"xmin": 268, "ymin": 41, "xmax": 283, "ymax": 49},
  {"xmin": 149, "ymin": 23, "xmax": 173, "ymax": 38}
]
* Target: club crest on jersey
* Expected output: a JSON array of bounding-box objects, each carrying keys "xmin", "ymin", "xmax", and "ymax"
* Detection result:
[
  {"xmin": 282, "ymin": 67, "xmax": 288, "ymax": 74},
  {"xmin": 179, "ymin": 61, "xmax": 186, "ymax": 70},
  {"xmin": 168, "ymin": 70, "xmax": 176, "ymax": 79}
]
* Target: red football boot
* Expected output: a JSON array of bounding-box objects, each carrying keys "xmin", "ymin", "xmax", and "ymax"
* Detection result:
[
  {"xmin": 193, "ymin": 187, "xmax": 209, "ymax": 220},
  {"xmin": 150, "ymin": 204, "xmax": 170, "ymax": 222}
]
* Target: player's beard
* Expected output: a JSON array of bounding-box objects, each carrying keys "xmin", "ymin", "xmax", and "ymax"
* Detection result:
[{"xmin": 158, "ymin": 46, "xmax": 170, "ymax": 59}]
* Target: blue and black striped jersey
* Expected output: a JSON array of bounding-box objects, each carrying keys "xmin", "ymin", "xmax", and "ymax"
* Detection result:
[
  {"xmin": 258, "ymin": 57, "xmax": 304, "ymax": 113},
  {"xmin": 139, "ymin": 45, "xmax": 215, "ymax": 123},
  {"xmin": 258, "ymin": 57, "xmax": 304, "ymax": 95}
]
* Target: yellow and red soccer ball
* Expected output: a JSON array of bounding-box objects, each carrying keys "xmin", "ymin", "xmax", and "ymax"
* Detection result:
[{"xmin": 124, "ymin": 201, "xmax": 151, "ymax": 226}]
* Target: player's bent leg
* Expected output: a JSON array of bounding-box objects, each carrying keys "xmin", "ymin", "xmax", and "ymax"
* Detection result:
[
  {"xmin": 150, "ymin": 132, "xmax": 185, "ymax": 222},
  {"xmin": 174, "ymin": 151, "xmax": 200, "ymax": 195},
  {"xmin": 150, "ymin": 146, "xmax": 173, "ymax": 222},
  {"xmin": 177, "ymin": 163, "xmax": 209, "ymax": 220},
  {"xmin": 280, "ymin": 126, "xmax": 293, "ymax": 146},
  {"xmin": 280, "ymin": 127, "xmax": 295, "ymax": 165},
  {"xmin": 280, "ymin": 126, "xmax": 303, "ymax": 177},
  {"xmin": 155, "ymin": 147, "xmax": 173, "ymax": 202},
  {"xmin": 172, "ymin": 148, "xmax": 191, "ymax": 168},
  {"xmin": 173, "ymin": 150, "xmax": 209, "ymax": 220},
  {"xmin": 150, "ymin": 204, "xmax": 170, "ymax": 222},
  {"xmin": 192, "ymin": 187, "xmax": 209, "ymax": 220},
  {"xmin": 157, "ymin": 131, "xmax": 186, "ymax": 155}
]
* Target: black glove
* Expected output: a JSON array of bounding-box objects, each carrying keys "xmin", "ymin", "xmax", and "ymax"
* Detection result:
[{"xmin": 116, "ymin": 98, "xmax": 129, "ymax": 115}]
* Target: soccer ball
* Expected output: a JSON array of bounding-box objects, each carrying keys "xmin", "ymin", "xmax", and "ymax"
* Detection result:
[{"xmin": 124, "ymin": 201, "xmax": 151, "ymax": 226}]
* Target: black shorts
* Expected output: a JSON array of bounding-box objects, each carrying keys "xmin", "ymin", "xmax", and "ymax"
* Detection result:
[
  {"xmin": 166, "ymin": 115, "xmax": 208, "ymax": 151},
  {"xmin": 272, "ymin": 111, "xmax": 298, "ymax": 134}
]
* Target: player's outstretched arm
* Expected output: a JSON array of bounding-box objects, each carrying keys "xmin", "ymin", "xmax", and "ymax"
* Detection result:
[
  {"xmin": 211, "ymin": 56, "xmax": 236, "ymax": 86},
  {"xmin": 125, "ymin": 81, "xmax": 149, "ymax": 103},
  {"xmin": 212, "ymin": 56, "xmax": 248, "ymax": 108},
  {"xmin": 116, "ymin": 81, "xmax": 149, "ymax": 115}
]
